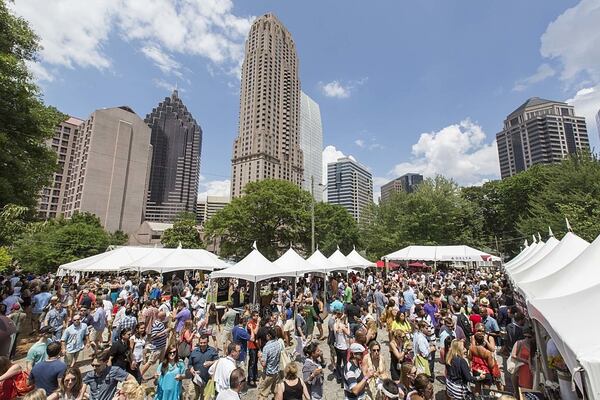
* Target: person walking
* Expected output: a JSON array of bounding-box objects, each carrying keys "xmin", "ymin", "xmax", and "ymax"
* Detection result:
[
  {"xmin": 302, "ymin": 342, "xmax": 324, "ymax": 400},
  {"xmin": 275, "ymin": 362, "xmax": 310, "ymax": 400},
  {"xmin": 154, "ymin": 345, "xmax": 186, "ymax": 400},
  {"xmin": 29, "ymin": 342, "xmax": 67, "ymax": 396},
  {"xmin": 210, "ymin": 343, "xmax": 241, "ymax": 396},
  {"xmin": 445, "ymin": 339, "xmax": 484, "ymax": 399},
  {"xmin": 61, "ymin": 314, "xmax": 87, "ymax": 368},
  {"xmin": 189, "ymin": 334, "xmax": 219, "ymax": 400},
  {"xmin": 246, "ymin": 311, "xmax": 260, "ymax": 387},
  {"xmin": 257, "ymin": 328, "xmax": 281, "ymax": 400},
  {"xmin": 215, "ymin": 367, "xmax": 246, "ymax": 400},
  {"xmin": 84, "ymin": 352, "xmax": 133, "ymax": 400}
]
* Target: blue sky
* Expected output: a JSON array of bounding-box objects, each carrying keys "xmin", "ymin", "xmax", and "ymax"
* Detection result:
[{"xmin": 11, "ymin": 0, "xmax": 600, "ymax": 200}]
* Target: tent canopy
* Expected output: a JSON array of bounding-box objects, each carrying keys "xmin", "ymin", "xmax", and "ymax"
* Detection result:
[
  {"xmin": 513, "ymin": 233, "xmax": 589, "ymax": 295},
  {"xmin": 328, "ymin": 249, "xmax": 361, "ymax": 270},
  {"xmin": 306, "ymin": 249, "xmax": 340, "ymax": 273},
  {"xmin": 346, "ymin": 248, "xmax": 376, "ymax": 268},
  {"xmin": 375, "ymin": 260, "xmax": 399, "ymax": 268},
  {"xmin": 383, "ymin": 245, "xmax": 500, "ymax": 262},
  {"xmin": 273, "ymin": 248, "xmax": 315, "ymax": 276},
  {"xmin": 506, "ymin": 241, "xmax": 544, "ymax": 271},
  {"xmin": 210, "ymin": 248, "xmax": 296, "ymax": 283},
  {"xmin": 58, "ymin": 246, "xmax": 228, "ymax": 273},
  {"xmin": 508, "ymin": 237, "xmax": 559, "ymax": 276}
]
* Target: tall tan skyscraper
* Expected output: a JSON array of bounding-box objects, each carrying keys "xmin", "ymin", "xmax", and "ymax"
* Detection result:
[
  {"xmin": 231, "ymin": 13, "xmax": 303, "ymax": 197},
  {"xmin": 63, "ymin": 106, "xmax": 152, "ymax": 235}
]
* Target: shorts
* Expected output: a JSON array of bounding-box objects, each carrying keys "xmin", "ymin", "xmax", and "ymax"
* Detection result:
[
  {"xmin": 64, "ymin": 351, "xmax": 80, "ymax": 366},
  {"xmin": 90, "ymin": 328, "xmax": 103, "ymax": 343}
]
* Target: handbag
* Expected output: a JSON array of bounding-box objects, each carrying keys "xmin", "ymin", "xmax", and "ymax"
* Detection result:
[
  {"xmin": 279, "ymin": 340, "xmax": 291, "ymax": 370},
  {"xmin": 507, "ymin": 341, "xmax": 524, "ymax": 374},
  {"xmin": 414, "ymin": 354, "xmax": 430, "ymax": 376},
  {"xmin": 204, "ymin": 378, "xmax": 216, "ymax": 400},
  {"xmin": 14, "ymin": 370, "xmax": 34, "ymax": 396},
  {"xmin": 177, "ymin": 331, "xmax": 192, "ymax": 358}
]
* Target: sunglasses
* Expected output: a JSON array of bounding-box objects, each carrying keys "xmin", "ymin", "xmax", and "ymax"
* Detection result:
[
  {"xmin": 169, "ymin": 351, "xmax": 177, "ymax": 355},
  {"xmin": 371, "ymin": 348, "xmax": 380, "ymax": 352},
  {"xmin": 91, "ymin": 363, "xmax": 102, "ymax": 367}
]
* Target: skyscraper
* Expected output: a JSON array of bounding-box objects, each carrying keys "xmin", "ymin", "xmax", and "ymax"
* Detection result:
[
  {"xmin": 327, "ymin": 157, "xmax": 373, "ymax": 222},
  {"xmin": 380, "ymin": 173, "xmax": 423, "ymax": 202},
  {"xmin": 36, "ymin": 117, "xmax": 83, "ymax": 219},
  {"xmin": 231, "ymin": 13, "xmax": 303, "ymax": 197},
  {"xmin": 496, "ymin": 97, "xmax": 589, "ymax": 179},
  {"xmin": 299, "ymin": 91, "xmax": 323, "ymax": 201},
  {"xmin": 144, "ymin": 90, "xmax": 202, "ymax": 222},
  {"xmin": 63, "ymin": 106, "xmax": 152, "ymax": 235}
]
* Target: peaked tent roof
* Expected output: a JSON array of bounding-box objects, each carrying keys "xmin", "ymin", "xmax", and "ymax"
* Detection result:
[
  {"xmin": 346, "ymin": 248, "xmax": 376, "ymax": 268},
  {"xmin": 307, "ymin": 249, "xmax": 339, "ymax": 273},
  {"xmin": 508, "ymin": 237, "xmax": 560, "ymax": 276},
  {"xmin": 505, "ymin": 241, "xmax": 544, "ymax": 271},
  {"xmin": 523, "ymin": 233, "xmax": 600, "ymax": 300},
  {"xmin": 328, "ymin": 249, "xmax": 359, "ymax": 269},
  {"xmin": 210, "ymin": 248, "xmax": 296, "ymax": 283},
  {"xmin": 273, "ymin": 248, "xmax": 314, "ymax": 276},
  {"xmin": 383, "ymin": 245, "xmax": 500, "ymax": 262},
  {"xmin": 504, "ymin": 244, "xmax": 533, "ymax": 269},
  {"xmin": 516, "ymin": 233, "xmax": 589, "ymax": 298},
  {"xmin": 142, "ymin": 247, "xmax": 229, "ymax": 273}
]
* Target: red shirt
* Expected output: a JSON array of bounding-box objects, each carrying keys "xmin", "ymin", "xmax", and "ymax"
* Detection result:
[
  {"xmin": 469, "ymin": 314, "xmax": 482, "ymax": 331},
  {"xmin": 247, "ymin": 320, "xmax": 258, "ymax": 350}
]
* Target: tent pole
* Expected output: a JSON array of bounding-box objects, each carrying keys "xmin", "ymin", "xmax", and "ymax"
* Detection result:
[
  {"xmin": 252, "ymin": 281, "xmax": 257, "ymax": 305},
  {"xmin": 533, "ymin": 320, "xmax": 551, "ymax": 386}
]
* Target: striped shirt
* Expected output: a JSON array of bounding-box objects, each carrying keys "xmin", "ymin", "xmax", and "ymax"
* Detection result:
[
  {"xmin": 150, "ymin": 320, "xmax": 168, "ymax": 349},
  {"xmin": 343, "ymin": 362, "xmax": 365, "ymax": 400}
]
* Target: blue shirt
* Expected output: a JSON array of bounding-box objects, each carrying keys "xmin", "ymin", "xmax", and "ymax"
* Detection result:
[
  {"xmin": 32, "ymin": 292, "xmax": 52, "ymax": 314},
  {"xmin": 261, "ymin": 339, "xmax": 281, "ymax": 375},
  {"xmin": 232, "ymin": 325, "xmax": 250, "ymax": 361},
  {"xmin": 189, "ymin": 346, "xmax": 219, "ymax": 381},
  {"xmin": 92, "ymin": 307, "xmax": 106, "ymax": 331},
  {"xmin": 61, "ymin": 322, "xmax": 88, "ymax": 353},
  {"xmin": 483, "ymin": 316, "xmax": 500, "ymax": 333},
  {"xmin": 30, "ymin": 358, "xmax": 67, "ymax": 395},
  {"xmin": 403, "ymin": 289, "xmax": 416, "ymax": 310}
]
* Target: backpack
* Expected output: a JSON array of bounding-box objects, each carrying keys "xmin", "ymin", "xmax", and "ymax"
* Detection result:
[{"xmin": 456, "ymin": 313, "xmax": 472, "ymax": 339}]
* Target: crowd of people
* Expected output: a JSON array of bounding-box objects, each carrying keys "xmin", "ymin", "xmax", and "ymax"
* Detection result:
[{"xmin": 0, "ymin": 266, "xmax": 543, "ymax": 400}]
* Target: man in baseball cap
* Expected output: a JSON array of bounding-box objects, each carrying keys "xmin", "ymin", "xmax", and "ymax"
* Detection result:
[{"xmin": 343, "ymin": 342, "xmax": 373, "ymax": 399}]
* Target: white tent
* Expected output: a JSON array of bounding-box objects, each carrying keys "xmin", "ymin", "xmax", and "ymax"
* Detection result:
[
  {"xmin": 505, "ymin": 241, "xmax": 545, "ymax": 272},
  {"xmin": 273, "ymin": 248, "xmax": 315, "ymax": 276},
  {"xmin": 503, "ymin": 241, "xmax": 532, "ymax": 269},
  {"xmin": 328, "ymin": 249, "xmax": 360, "ymax": 269},
  {"xmin": 346, "ymin": 248, "xmax": 376, "ymax": 268},
  {"xmin": 141, "ymin": 247, "xmax": 229, "ymax": 273},
  {"xmin": 383, "ymin": 245, "xmax": 500, "ymax": 263},
  {"xmin": 210, "ymin": 248, "xmax": 297, "ymax": 283},
  {"xmin": 58, "ymin": 246, "xmax": 229, "ymax": 274},
  {"xmin": 508, "ymin": 236, "xmax": 560, "ymax": 276},
  {"xmin": 528, "ymin": 284, "xmax": 600, "ymax": 398},
  {"xmin": 513, "ymin": 233, "xmax": 589, "ymax": 294},
  {"xmin": 522, "ymin": 233, "xmax": 600, "ymax": 300},
  {"xmin": 306, "ymin": 249, "xmax": 340, "ymax": 274}
]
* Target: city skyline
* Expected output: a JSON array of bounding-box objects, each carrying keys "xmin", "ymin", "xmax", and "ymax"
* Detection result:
[{"xmin": 10, "ymin": 0, "xmax": 600, "ymax": 201}]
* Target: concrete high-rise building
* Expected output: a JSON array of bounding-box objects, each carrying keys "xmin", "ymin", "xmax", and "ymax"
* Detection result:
[
  {"xmin": 327, "ymin": 157, "xmax": 373, "ymax": 222},
  {"xmin": 231, "ymin": 13, "xmax": 303, "ymax": 197},
  {"xmin": 299, "ymin": 91, "xmax": 323, "ymax": 201},
  {"xmin": 496, "ymin": 97, "xmax": 589, "ymax": 179},
  {"xmin": 144, "ymin": 90, "xmax": 202, "ymax": 222},
  {"xmin": 380, "ymin": 173, "xmax": 423, "ymax": 202},
  {"xmin": 196, "ymin": 196, "xmax": 230, "ymax": 225},
  {"xmin": 36, "ymin": 117, "xmax": 83, "ymax": 219},
  {"xmin": 63, "ymin": 106, "xmax": 152, "ymax": 235},
  {"xmin": 596, "ymin": 109, "xmax": 600, "ymax": 140}
]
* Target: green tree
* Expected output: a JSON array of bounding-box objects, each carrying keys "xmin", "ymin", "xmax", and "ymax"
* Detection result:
[
  {"xmin": 205, "ymin": 180, "xmax": 312, "ymax": 260},
  {"xmin": 0, "ymin": 1, "xmax": 66, "ymax": 208},
  {"xmin": 0, "ymin": 246, "xmax": 11, "ymax": 272},
  {"xmin": 161, "ymin": 212, "xmax": 203, "ymax": 249},
  {"xmin": 312, "ymin": 202, "xmax": 360, "ymax": 256},
  {"xmin": 12, "ymin": 212, "xmax": 124, "ymax": 273},
  {"xmin": 0, "ymin": 203, "xmax": 30, "ymax": 246},
  {"xmin": 360, "ymin": 176, "xmax": 484, "ymax": 260},
  {"xmin": 518, "ymin": 153, "xmax": 600, "ymax": 242}
]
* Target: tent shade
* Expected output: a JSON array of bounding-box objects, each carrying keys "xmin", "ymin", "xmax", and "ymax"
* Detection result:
[
  {"xmin": 273, "ymin": 248, "xmax": 315, "ymax": 276},
  {"xmin": 513, "ymin": 233, "xmax": 589, "ymax": 294},
  {"xmin": 375, "ymin": 260, "xmax": 399, "ymax": 268},
  {"xmin": 328, "ymin": 249, "xmax": 361, "ymax": 270},
  {"xmin": 58, "ymin": 246, "xmax": 229, "ymax": 273},
  {"xmin": 210, "ymin": 248, "xmax": 297, "ymax": 283},
  {"xmin": 346, "ymin": 248, "xmax": 376, "ymax": 268},
  {"xmin": 507, "ymin": 237, "xmax": 559, "ymax": 276},
  {"xmin": 384, "ymin": 245, "xmax": 500, "ymax": 262},
  {"xmin": 306, "ymin": 250, "xmax": 340, "ymax": 273},
  {"xmin": 408, "ymin": 261, "xmax": 429, "ymax": 268}
]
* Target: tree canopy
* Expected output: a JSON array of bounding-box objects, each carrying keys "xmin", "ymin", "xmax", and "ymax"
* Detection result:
[
  {"xmin": 0, "ymin": 1, "xmax": 66, "ymax": 208},
  {"xmin": 161, "ymin": 212, "xmax": 203, "ymax": 248},
  {"xmin": 205, "ymin": 179, "xmax": 360, "ymax": 260},
  {"xmin": 11, "ymin": 212, "xmax": 127, "ymax": 273}
]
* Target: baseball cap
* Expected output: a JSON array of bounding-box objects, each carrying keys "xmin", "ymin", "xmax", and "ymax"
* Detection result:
[{"xmin": 350, "ymin": 343, "xmax": 365, "ymax": 353}]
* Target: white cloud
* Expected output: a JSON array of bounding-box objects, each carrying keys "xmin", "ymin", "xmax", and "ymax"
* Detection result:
[
  {"xmin": 152, "ymin": 78, "xmax": 186, "ymax": 93},
  {"xmin": 197, "ymin": 175, "xmax": 231, "ymax": 201},
  {"xmin": 391, "ymin": 119, "xmax": 500, "ymax": 186},
  {"xmin": 354, "ymin": 139, "xmax": 365, "ymax": 148},
  {"xmin": 142, "ymin": 45, "xmax": 182, "ymax": 77},
  {"xmin": 513, "ymin": 63, "xmax": 556, "ymax": 92},
  {"xmin": 540, "ymin": 0, "xmax": 600, "ymax": 83},
  {"xmin": 321, "ymin": 81, "xmax": 350, "ymax": 98},
  {"xmin": 566, "ymin": 86, "xmax": 600, "ymax": 149},
  {"xmin": 319, "ymin": 77, "xmax": 368, "ymax": 99},
  {"xmin": 26, "ymin": 61, "xmax": 54, "ymax": 82},
  {"xmin": 9, "ymin": 0, "xmax": 254, "ymax": 79}
]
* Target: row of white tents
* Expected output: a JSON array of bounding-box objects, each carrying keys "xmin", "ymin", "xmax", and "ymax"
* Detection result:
[
  {"xmin": 505, "ymin": 229, "xmax": 600, "ymax": 398},
  {"xmin": 57, "ymin": 244, "xmax": 376, "ymax": 279},
  {"xmin": 383, "ymin": 244, "xmax": 501, "ymax": 263}
]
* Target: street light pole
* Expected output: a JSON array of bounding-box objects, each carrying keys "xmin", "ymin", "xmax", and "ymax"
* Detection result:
[{"xmin": 311, "ymin": 175, "xmax": 315, "ymax": 254}]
